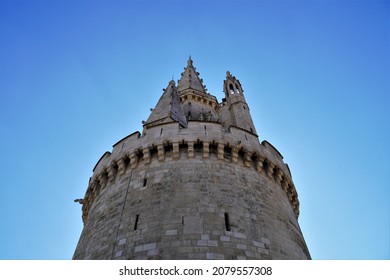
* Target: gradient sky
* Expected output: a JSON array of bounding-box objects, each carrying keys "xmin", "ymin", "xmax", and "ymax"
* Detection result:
[{"xmin": 0, "ymin": 0, "xmax": 388, "ymax": 260}]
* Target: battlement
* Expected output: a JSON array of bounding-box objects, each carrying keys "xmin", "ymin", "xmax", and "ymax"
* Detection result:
[{"xmin": 82, "ymin": 121, "xmax": 300, "ymax": 224}]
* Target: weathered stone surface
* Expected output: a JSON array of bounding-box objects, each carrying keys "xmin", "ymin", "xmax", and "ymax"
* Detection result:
[{"xmin": 73, "ymin": 59, "xmax": 310, "ymax": 260}]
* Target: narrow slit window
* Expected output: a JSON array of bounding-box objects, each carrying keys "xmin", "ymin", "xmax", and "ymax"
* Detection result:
[
  {"xmin": 134, "ymin": 214, "xmax": 139, "ymax": 230},
  {"xmin": 224, "ymin": 213, "xmax": 231, "ymax": 231},
  {"xmin": 143, "ymin": 178, "xmax": 147, "ymax": 187}
]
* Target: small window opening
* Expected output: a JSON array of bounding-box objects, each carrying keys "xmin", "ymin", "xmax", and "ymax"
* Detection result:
[
  {"xmin": 243, "ymin": 106, "xmax": 246, "ymax": 110},
  {"xmin": 250, "ymin": 128, "xmax": 253, "ymax": 133},
  {"xmin": 160, "ymin": 128, "xmax": 163, "ymax": 135},
  {"xmin": 143, "ymin": 178, "xmax": 147, "ymax": 187},
  {"xmin": 229, "ymin": 84, "xmax": 235, "ymax": 94},
  {"xmin": 134, "ymin": 214, "xmax": 139, "ymax": 230},
  {"xmin": 245, "ymin": 134, "xmax": 248, "ymax": 141},
  {"xmin": 224, "ymin": 213, "xmax": 231, "ymax": 231}
]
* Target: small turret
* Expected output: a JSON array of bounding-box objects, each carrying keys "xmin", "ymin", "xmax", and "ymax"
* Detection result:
[{"xmin": 223, "ymin": 71, "xmax": 257, "ymax": 135}]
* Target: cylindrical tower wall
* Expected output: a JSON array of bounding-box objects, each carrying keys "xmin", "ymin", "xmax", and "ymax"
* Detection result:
[{"xmin": 73, "ymin": 122, "xmax": 310, "ymax": 260}]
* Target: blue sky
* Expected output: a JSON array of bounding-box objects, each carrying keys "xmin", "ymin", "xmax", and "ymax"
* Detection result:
[{"xmin": 0, "ymin": 0, "xmax": 388, "ymax": 259}]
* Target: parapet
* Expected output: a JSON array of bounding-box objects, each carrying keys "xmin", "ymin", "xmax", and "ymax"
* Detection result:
[{"xmin": 81, "ymin": 121, "xmax": 300, "ymax": 224}]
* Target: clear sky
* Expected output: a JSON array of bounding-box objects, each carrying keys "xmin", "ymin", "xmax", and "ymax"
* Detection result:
[{"xmin": 0, "ymin": 0, "xmax": 388, "ymax": 260}]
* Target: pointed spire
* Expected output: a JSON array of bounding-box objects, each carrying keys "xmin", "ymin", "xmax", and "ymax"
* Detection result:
[
  {"xmin": 177, "ymin": 57, "xmax": 207, "ymax": 94},
  {"xmin": 144, "ymin": 80, "xmax": 187, "ymax": 128}
]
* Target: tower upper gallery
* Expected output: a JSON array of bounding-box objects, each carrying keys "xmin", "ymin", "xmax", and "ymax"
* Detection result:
[{"xmin": 144, "ymin": 57, "xmax": 257, "ymax": 135}]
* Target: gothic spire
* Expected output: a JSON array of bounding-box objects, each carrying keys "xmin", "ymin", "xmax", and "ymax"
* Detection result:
[{"xmin": 177, "ymin": 57, "xmax": 208, "ymax": 95}]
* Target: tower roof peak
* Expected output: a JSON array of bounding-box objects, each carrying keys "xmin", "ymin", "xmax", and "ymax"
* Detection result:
[{"xmin": 178, "ymin": 57, "xmax": 207, "ymax": 94}]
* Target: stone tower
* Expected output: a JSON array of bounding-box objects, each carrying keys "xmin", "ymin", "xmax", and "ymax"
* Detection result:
[{"xmin": 73, "ymin": 58, "xmax": 310, "ymax": 260}]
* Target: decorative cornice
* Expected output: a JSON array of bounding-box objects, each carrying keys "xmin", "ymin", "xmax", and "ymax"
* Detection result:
[{"xmin": 81, "ymin": 139, "xmax": 300, "ymax": 224}]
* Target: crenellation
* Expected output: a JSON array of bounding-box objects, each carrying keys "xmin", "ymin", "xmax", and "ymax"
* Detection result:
[
  {"xmin": 107, "ymin": 163, "xmax": 118, "ymax": 182},
  {"xmin": 143, "ymin": 147, "xmax": 150, "ymax": 164},
  {"xmin": 172, "ymin": 141, "xmax": 180, "ymax": 159},
  {"xmin": 116, "ymin": 157, "xmax": 127, "ymax": 175},
  {"xmin": 203, "ymin": 141, "xmax": 209, "ymax": 158},
  {"xmin": 82, "ymin": 136, "xmax": 300, "ymax": 223},
  {"xmin": 187, "ymin": 141, "xmax": 194, "ymax": 158},
  {"xmin": 244, "ymin": 152, "xmax": 252, "ymax": 168},
  {"xmin": 217, "ymin": 143, "xmax": 224, "ymax": 160},
  {"xmin": 97, "ymin": 173, "xmax": 108, "ymax": 191},
  {"xmin": 130, "ymin": 153, "xmax": 137, "ymax": 169},
  {"xmin": 274, "ymin": 168, "xmax": 283, "ymax": 184}
]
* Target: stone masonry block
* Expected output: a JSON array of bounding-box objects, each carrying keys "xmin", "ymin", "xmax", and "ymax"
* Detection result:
[
  {"xmin": 208, "ymin": 240, "xmax": 218, "ymax": 247},
  {"xmin": 115, "ymin": 250, "xmax": 122, "ymax": 258},
  {"xmin": 147, "ymin": 249, "xmax": 159, "ymax": 256},
  {"xmin": 143, "ymin": 242, "xmax": 157, "ymax": 251},
  {"xmin": 165, "ymin": 229, "xmax": 178, "ymax": 236},
  {"xmin": 233, "ymin": 232, "xmax": 247, "ymax": 239},
  {"xmin": 183, "ymin": 216, "xmax": 203, "ymax": 234},
  {"xmin": 206, "ymin": 253, "xmax": 224, "ymax": 260},
  {"xmin": 118, "ymin": 238, "xmax": 126, "ymax": 245},
  {"xmin": 134, "ymin": 245, "xmax": 143, "ymax": 252},
  {"xmin": 197, "ymin": 240, "xmax": 208, "ymax": 246},
  {"xmin": 252, "ymin": 240, "xmax": 265, "ymax": 248},
  {"xmin": 220, "ymin": 236, "xmax": 230, "ymax": 242},
  {"xmin": 201, "ymin": 234, "xmax": 209, "ymax": 240}
]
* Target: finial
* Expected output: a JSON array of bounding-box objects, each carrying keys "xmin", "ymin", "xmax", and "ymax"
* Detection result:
[
  {"xmin": 187, "ymin": 55, "xmax": 193, "ymax": 66},
  {"xmin": 169, "ymin": 79, "xmax": 176, "ymax": 85},
  {"xmin": 226, "ymin": 71, "xmax": 232, "ymax": 78}
]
